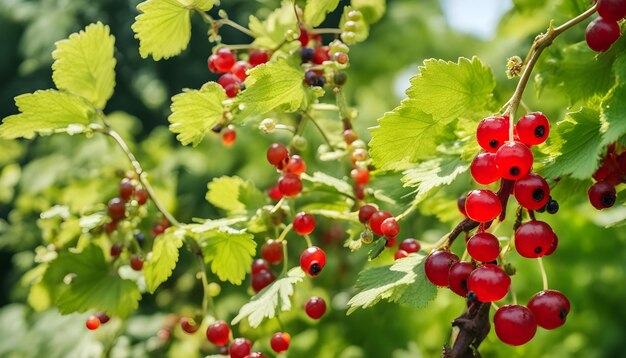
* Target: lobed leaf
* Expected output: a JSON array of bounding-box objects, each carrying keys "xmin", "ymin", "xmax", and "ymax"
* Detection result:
[
  {"xmin": 206, "ymin": 176, "xmax": 268, "ymax": 216},
  {"xmin": 600, "ymin": 85, "xmax": 626, "ymax": 146},
  {"xmin": 144, "ymin": 228, "xmax": 185, "ymax": 293},
  {"xmin": 249, "ymin": 1, "xmax": 298, "ymax": 49},
  {"xmin": 402, "ymin": 155, "xmax": 468, "ymax": 204},
  {"xmin": 199, "ymin": 227, "xmax": 256, "ymax": 285},
  {"xmin": 304, "ymin": 0, "xmax": 340, "ymax": 27}
]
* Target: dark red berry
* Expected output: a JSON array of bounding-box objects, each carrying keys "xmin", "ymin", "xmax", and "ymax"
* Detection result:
[
  {"xmin": 354, "ymin": 182, "xmax": 365, "ymax": 200},
  {"xmin": 300, "ymin": 246, "xmax": 326, "ymax": 277},
  {"xmin": 516, "ymin": 112, "xmax": 549, "ymax": 145},
  {"xmin": 448, "ymin": 261, "xmax": 476, "ymax": 297},
  {"xmin": 467, "ymin": 232, "xmax": 500, "ymax": 262},
  {"xmin": 298, "ymin": 26, "xmax": 310, "ymax": 47},
  {"xmin": 285, "ymin": 155, "xmax": 306, "ymax": 175},
  {"xmin": 86, "ymin": 315, "xmax": 100, "ymax": 330},
  {"xmin": 585, "ymin": 17, "xmax": 621, "ymax": 52},
  {"xmin": 278, "ymin": 173, "xmax": 302, "ymax": 197},
  {"xmin": 369, "ymin": 210, "xmax": 392, "ymax": 235},
  {"xmin": 252, "ymin": 258, "xmax": 270, "ymax": 275},
  {"xmin": 104, "ymin": 220, "xmax": 118, "ymax": 234},
  {"xmin": 231, "ymin": 61, "xmax": 250, "ymax": 81},
  {"xmin": 221, "ymin": 126, "xmax": 236, "ymax": 146},
  {"xmin": 495, "ymin": 141, "xmax": 534, "ymax": 180},
  {"xmin": 385, "ymin": 236, "xmax": 397, "ymax": 247},
  {"xmin": 208, "ymin": 54, "xmax": 219, "ymax": 73},
  {"xmin": 343, "ymin": 129, "xmax": 358, "ymax": 144},
  {"xmin": 313, "ymin": 46, "xmax": 330, "ymax": 65},
  {"xmin": 470, "ymin": 152, "xmax": 501, "ymax": 185},
  {"xmin": 107, "ymin": 198, "xmax": 126, "ymax": 220},
  {"xmin": 95, "ymin": 312, "xmax": 110, "ymax": 324},
  {"xmin": 135, "ymin": 188, "xmax": 148, "ymax": 205},
  {"xmin": 457, "ymin": 195, "xmax": 467, "ymax": 217},
  {"xmin": 476, "ymin": 116, "xmax": 510, "ymax": 153},
  {"xmin": 305, "ymin": 296, "xmax": 327, "ymax": 319},
  {"xmin": 261, "ymin": 240, "xmax": 283, "ymax": 264},
  {"xmin": 229, "ymin": 337, "xmax": 252, "ymax": 358},
  {"xmin": 130, "ymin": 256, "xmax": 143, "ymax": 271},
  {"xmin": 544, "ymin": 233, "xmax": 558, "ymax": 256},
  {"xmin": 206, "ymin": 320, "xmax": 231, "ymax": 346},
  {"xmin": 494, "ymin": 305, "xmax": 537, "ymax": 346},
  {"xmin": 110, "ymin": 243, "xmax": 122, "ymax": 257},
  {"xmin": 267, "ymin": 143, "xmax": 289, "ymax": 166},
  {"xmin": 268, "ymin": 185, "xmax": 283, "ymax": 201},
  {"xmin": 252, "ymin": 268, "xmax": 275, "ymax": 292},
  {"xmin": 212, "ymin": 47, "xmax": 236, "ymax": 73},
  {"xmin": 293, "ymin": 212, "xmax": 315, "ymax": 235},
  {"xmin": 351, "ymin": 168, "xmax": 369, "ymax": 185},
  {"xmin": 514, "ymin": 220, "xmax": 555, "ymax": 258},
  {"xmin": 399, "ymin": 238, "xmax": 420, "ymax": 253},
  {"xmin": 358, "ymin": 204, "xmax": 377, "ymax": 223},
  {"xmin": 424, "ymin": 250, "xmax": 460, "ymax": 287},
  {"xmin": 152, "ymin": 223, "xmax": 166, "ymax": 237},
  {"xmin": 394, "ymin": 249, "xmax": 409, "ymax": 260},
  {"xmin": 527, "ymin": 289, "xmax": 570, "ymax": 329},
  {"xmin": 467, "ymin": 264, "xmax": 510, "ymax": 302},
  {"xmin": 249, "ymin": 50, "xmax": 270, "ymax": 67},
  {"xmin": 598, "ymin": 0, "xmax": 626, "ymax": 21},
  {"xmin": 464, "ymin": 189, "xmax": 502, "ymax": 223},
  {"xmin": 588, "ymin": 181, "xmax": 616, "ymax": 209},
  {"xmin": 181, "ymin": 318, "xmax": 199, "ymax": 334},
  {"xmin": 218, "ymin": 73, "xmax": 241, "ymax": 98},
  {"xmin": 380, "ymin": 217, "xmax": 399, "ymax": 237},
  {"xmin": 119, "ymin": 178, "xmax": 134, "ymax": 201},
  {"xmin": 513, "ymin": 173, "xmax": 550, "ymax": 210},
  {"xmin": 270, "ymin": 332, "xmax": 291, "ymax": 353}
]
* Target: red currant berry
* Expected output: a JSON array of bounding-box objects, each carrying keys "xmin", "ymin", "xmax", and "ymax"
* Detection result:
[
  {"xmin": 252, "ymin": 268, "xmax": 276, "ymax": 292},
  {"xmin": 130, "ymin": 256, "xmax": 143, "ymax": 271},
  {"xmin": 380, "ymin": 217, "xmax": 399, "ymax": 237},
  {"xmin": 208, "ymin": 54, "xmax": 219, "ymax": 73},
  {"xmin": 305, "ymin": 296, "xmax": 327, "ymax": 319},
  {"xmin": 181, "ymin": 318, "xmax": 199, "ymax": 334},
  {"xmin": 217, "ymin": 73, "xmax": 241, "ymax": 98},
  {"xmin": 249, "ymin": 50, "xmax": 270, "ymax": 67},
  {"xmin": 119, "ymin": 178, "xmax": 134, "ymax": 201},
  {"xmin": 229, "ymin": 337, "xmax": 252, "ymax": 358},
  {"xmin": 513, "ymin": 173, "xmax": 550, "ymax": 210},
  {"xmin": 86, "ymin": 315, "xmax": 101, "ymax": 330},
  {"xmin": 514, "ymin": 220, "xmax": 554, "ymax": 258},
  {"xmin": 369, "ymin": 210, "xmax": 392, "ymax": 235},
  {"xmin": 448, "ymin": 261, "xmax": 476, "ymax": 297},
  {"xmin": 278, "ymin": 173, "xmax": 302, "ymax": 197},
  {"xmin": 285, "ymin": 155, "xmax": 306, "ymax": 175},
  {"xmin": 588, "ymin": 181, "xmax": 616, "ymax": 209},
  {"xmin": 516, "ymin": 112, "xmax": 549, "ymax": 145},
  {"xmin": 231, "ymin": 61, "xmax": 250, "ymax": 81},
  {"xmin": 495, "ymin": 141, "xmax": 534, "ymax": 180},
  {"xmin": 313, "ymin": 46, "xmax": 330, "ymax": 64},
  {"xmin": 464, "ymin": 189, "xmax": 502, "ymax": 223},
  {"xmin": 598, "ymin": 0, "xmax": 626, "ymax": 21},
  {"xmin": 107, "ymin": 197, "xmax": 126, "ymax": 220},
  {"xmin": 544, "ymin": 233, "xmax": 558, "ymax": 256},
  {"xmin": 470, "ymin": 152, "xmax": 501, "ymax": 185},
  {"xmin": 476, "ymin": 116, "xmax": 510, "ymax": 153},
  {"xmin": 293, "ymin": 212, "xmax": 315, "ymax": 235},
  {"xmin": 494, "ymin": 305, "xmax": 537, "ymax": 346},
  {"xmin": 152, "ymin": 223, "xmax": 166, "ymax": 237},
  {"xmin": 270, "ymin": 332, "xmax": 291, "ymax": 353},
  {"xmin": 251, "ymin": 258, "xmax": 270, "ymax": 275},
  {"xmin": 212, "ymin": 47, "xmax": 236, "ymax": 73},
  {"xmin": 298, "ymin": 26, "xmax": 310, "ymax": 47},
  {"xmin": 354, "ymin": 182, "xmax": 365, "ymax": 200},
  {"xmin": 206, "ymin": 320, "xmax": 231, "ymax": 346},
  {"xmin": 267, "ymin": 143, "xmax": 289, "ymax": 166},
  {"xmin": 350, "ymin": 168, "xmax": 369, "ymax": 185},
  {"xmin": 300, "ymin": 246, "xmax": 326, "ymax": 277},
  {"xmin": 135, "ymin": 188, "xmax": 148, "ymax": 205},
  {"xmin": 334, "ymin": 52, "xmax": 349, "ymax": 64},
  {"xmin": 343, "ymin": 129, "xmax": 358, "ymax": 144},
  {"xmin": 399, "ymin": 238, "xmax": 420, "ymax": 253},
  {"xmin": 457, "ymin": 195, "xmax": 467, "ymax": 217},
  {"xmin": 467, "ymin": 232, "xmax": 500, "ymax": 262},
  {"xmin": 110, "ymin": 243, "xmax": 123, "ymax": 257},
  {"xmin": 358, "ymin": 204, "xmax": 377, "ymax": 223},
  {"xmin": 95, "ymin": 312, "xmax": 110, "ymax": 324},
  {"xmin": 268, "ymin": 185, "xmax": 283, "ymax": 201},
  {"xmin": 527, "ymin": 289, "xmax": 570, "ymax": 329},
  {"xmin": 467, "ymin": 264, "xmax": 511, "ymax": 302},
  {"xmin": 104, "ymin": 220, "xmax": 118, "ymax": 234},
  {"xmin": 261, "ymin": 240, "xmax": 283, "ymax": 264},
  {"xmin": 585, "ymin": 17, "xmax": 621, "ymax": 52},
  {"xmin": 424, "ymin": 250, "xmax": 459, "ymax": 287},
  {"xmin": 385, "ymin": 236, "xmax": 397, "ymax": 247},
  {"xmin": 394, "ymin": 249, "xmax": 409, "ymax": 260},
  {"xmin": 221, "ymin": 126, "xmax": 236, "ymax": 146}
]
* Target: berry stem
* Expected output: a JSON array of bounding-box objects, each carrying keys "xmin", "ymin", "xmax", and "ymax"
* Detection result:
[
  {"xmin": 277, "ymin": 223, "xmax": 293, "ymax": 242},
  {"xmin": 302, "ymin": 112, "xmax": 334, "ymax": 150},
  {"xmin": 303, "ymin": 234, "xmax": 314, "ymax": 248},
  {"xmin": 537, "ymin": 257, "xmax": 549, "ymax": 291},
  {"xmin": 270, "ymin": 197, "xmax": 286, "ymax": 214},
  {"xmin": 310, "ymin": 28, "xmax": 343, "ymax": 34},
  {"xmin": 281, "ymin": 241, "xmax": 289, "ymax": 275},
  {"xmin": 195, "ymin": 10, "xmax": 255, "ymax": 38}
]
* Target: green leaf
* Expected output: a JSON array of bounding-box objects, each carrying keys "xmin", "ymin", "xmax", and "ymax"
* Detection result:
[
  {"xmin": 231, "ymin": 267, "xmax": 305, "ymax": 327},
  {"xmin": 351, "ymin": 0, "xmax": 386, "ymax": 23},
  {"xmin": 46, "ymin": 244, "xmax": 141, "ymax": 317},
  {"xmin": 541, "ymin": 107, "xmax": 604, "ymax": 180},
  {"xmin": 132, "ymin": 0, "xmax": 215, "ymax": 61},
  {"xmin": 51, "ymin": 22, "xmax": 116, "ymax": 109},
  {"xmin": 600, "ymin": 86, "xmax": 626, "ymax": 146},
  {"xmin": 369, "ymin": 57, "xmax": 495, "ymax": 170},
  {"xmin": 199, "ymin": 227, "xmax": 256, "ymax": 285},
  {"xmin": 168, "ymin": 82, "xmax": 227, "ymax": 146},
  {"xmin": 367, "ymin": 238, "xmax": 386, "ymax": 260},
  {"xmin": 185, "ymin": 217, "xmax": 249, "ymax": 234},
  {"xmin": 249, "ymin": 1, "xmax": 298, "ymax": 49},
  {"xmin": 237, "ymin": 59, "xmax": 309, "ymax": 118},
  {"xmin": 0, "ymin": 90, "xmax": 94, "ymax": 140},
  {"xmin": 301, "ymin": 171, "xmax": 354, "ymax": 195},
  {"xmin": 206, "ymin": 176, "xmax": 267, "ymax": 216},
  {"xmin": 144, "ymin": 228, "xmax": 185, "ymax": 293},
  {"xmin": 401, "ymin": 155, "xmax": 469, "ymax": 204},
  {"xmin": 304, "ymin": 0, "xmax": 340, "ymax": 27},
  {"xmin": 347, "ymin": 254, "xmax": 436, "ymax": 314}
]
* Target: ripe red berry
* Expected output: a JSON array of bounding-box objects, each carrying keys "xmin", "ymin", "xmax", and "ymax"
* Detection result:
[
  {"xmin": 268, "ymin": 185, "xmax": 283, "ymax": 201},
  {"xmin": 104, "ymin": 220, "xmax": 118, "ymax": 234},
  {"xmin": 544, "ymin": 233, "xmax": 558, "ymax": 256},
  {"xmin": 470, "ymin": 152, "xmax": 501, "ymax": 185},
  {"xmin": 476, "ymin": 116, "xmax": 510, "ymax": 153},
  {"xmin": 221, "ymin": 126, "xmax": 236, "ymax": 146},
  {"xmin": 251, "ymin": 258, "xmax": 270, "ymax": 275},
  {"xmin": 354, "ymin": 182, "xmax": 365, "ymax": 200},
  {"xmin": 267, "ymin": 143, "xmax": 289, "ymax": 166},
  {"xmin": 270, "ymin": 332, "xmax": 291, "ymax": 353},
  {"xmin": 207, "ymin": 320, "xmax": 231, "ymax": 346},
  {"xmin": 130, "ymin": 256, "xmax": 143, "ymax": 271},
  {"xmin": 527, "ymin": 289, "xmax": 570, "ymax": 329},
  {"xmin": 95, "ymin": 312, "xmax": 110, "ymax": 324},
  {"xmin": 448, "ymin": 261, "xmax": 476, "ymax": 297},
  {"xmin": 494, "ymin": 305, "xmax": 537, "ymax": 346},
  {"xmin": 298, "ymin": 26, "xmax": 310, "ymax": 46},
  {"xmin": 394, "ymin": 249, "xmax": 409, "ymax": 260},
  {"xmin": 135, "ymin": 188, "xmax": 148, "ymax": 205},
  {"xmin": 358, "ymin": 204, "xmax": 377, "ymax": 223},
  {"xmin": 466, "ymin": 232, "xmax": 500, "ymax": 263},
  {"xmin": 369, "ymin": 210, "xmax": 392, "ymax": 235},
  {"xmin": 399, "ymin": 238, "xmax": 420, "ymax": 253},
  {"xmin": 513, "ymin": 173, "xmax": 550, "ymax": 210},
  {"xmin": 212, "ymin": 47, "xmax": 236, "ymax": 73},
  {"xmin": 514, "ymin": 220, "xmax": 555, "ymax": 258},
  {"xmin": 252, "ymin": 268, "xmax": 276, "ymax": 292},
  {"xmin": 343, "ymin": 129, "xmax": 358, "ymax": 144},
  {"xmin": 278, "ymin": 173, "xmax": 302, "ymax": 197},
  {"xmin": 516, "ymin": 112, "xmax": 549, "ymax": 145},
  {"xmin": 181, "ymin": 318, "xmax": 199, "ymax": 334},
  {"xmin": 229, "ymin": 337, "xmax": 252, "ymax": 358},
  {"xmin": 313, "ymin": 46, "xmax": 330, "ymax": 64},
  {"xmin": 380, "ymin": 217, "xmax": 399, "ymax": 237},
  {"xmin": 585, "ymin": 17, "xmax": 621, "ymax": 52},
  {"xmin": 208, "ymin": 54, "xmax": 219, "ymax": 72},
  {"xmin": 249, "ymin": 50, "xmax": 270, "ymax": 67},
  {"xmin": 385, "ymin": 236, "xmax": 397, "ymax": 247},
  {"xmin": 300, "ymin": 246, "xmax": 326, "ymax": 277},
  {"xmin": 293, "ymin": 212, "xmax": 315, "ymax": 235},
  {"xmin": 261, "ymin": 240, "xmax": 283, "ymax": 264},
  {"xmin": 86, "ymin": 315, "xmax": 101, "ymax": 330},
  {"xmin": 457, "ymin": 195, "xmax": 467, "ymax": 217},
  {"xmin": 305, "ymin": 296, "xmax": 327, "ymax": 319},
  {"xmin": 350, "ymin": 168, "xmax": 369, "ymax": 185},
  {"xmin": 424, "ymin": 250, "xmax": 460, "ymax": 287},
  {"xmin": 152, "ymin": 223, "xmax": 166, "ymax": 237},
  {"xmin": 231, "ymin": 61, "xmax": 250, "ymax": 81},
  {"xmin": 107, "ymin": 198, "xmax": 126, "ymax": 220},
  {"xmin": 588, "ymin": 181, "xmax": 616, "ymax": 209},
  {"xmin": 464, "ymin": 189, "xmax": 502, "ymax": 223},
  {"xmin": 467, "ymin": 264, "xmax": 511, "ymax": 302},
  {"xmin": 110, "ymin": 243, "xmax": 122, "ymax": 257},
  {"xmin": 217, "ymin": 73, "xmax": 241, "ymax": 98},
  {"xmin": 495, "ymin": 141, "xmax": 534, "ymax": 180},
  {"xmin": 119, "ymin": 178, "xmax": 134, "ymax": 201},
  {"xmin": 285, "ymin": 155, "xmax": 306, "ymax": 175},
  {"xmin": 597, "ymin": 0, "xmax": 626, "ymax": 21}
]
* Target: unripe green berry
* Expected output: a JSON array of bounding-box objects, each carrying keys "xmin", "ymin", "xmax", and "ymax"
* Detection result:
[
  {"xmin": 341, "ymin": 32, "xmax": 357, "ymax": 45},
  {"xmin": 347, "ymin": 10, "xmax": 362, "ymax": 21},
  {"xmin": 292, "ymin": 135, "xmax": 308, "ymax": 151}
]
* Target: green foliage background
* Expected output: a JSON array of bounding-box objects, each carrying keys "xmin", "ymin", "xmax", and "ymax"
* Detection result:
[{"xmin": 1, "ymin": 0, "xmax": 626, "ymax": 357}]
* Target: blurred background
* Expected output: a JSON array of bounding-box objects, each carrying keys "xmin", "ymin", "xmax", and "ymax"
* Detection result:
[{"xmin": 1, "ymin": 0, "xmax": 625, "ymax": 357}]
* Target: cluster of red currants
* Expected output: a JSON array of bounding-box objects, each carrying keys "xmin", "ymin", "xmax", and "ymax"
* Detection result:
[
  {"xmin": 299, "ymin": 26, "xmax": 350, "ymax": 89},
  {"xmin": 266, "ymin": 143, "xmax": 307, "ymax": 199},
  {"xmin": 85, "ymin": 312, "xmax": 110, "ymax": 331},
  {"xmin": 208, "ymin": 47, "xmax": 270, "ymax": 97},
  {"xmin": 104, "ymin": 177, "xmax": 148, "ymax": 233},
  {"xmin": 343, "ymin": 129, "xmax": 370, "ymax": 200},
  {"xmin": 585, "ymin": 0, "xmax": 626, "ymax": 52},
  {"xmin": 357, "ymin": 204, "xmax": 422, "ymax": 258},
  {"xmin": 589, "ymin": 144, "xmax": 622, "ymax": 209}
]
